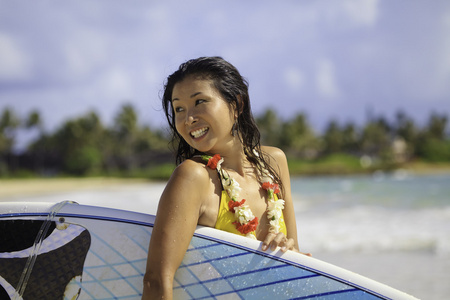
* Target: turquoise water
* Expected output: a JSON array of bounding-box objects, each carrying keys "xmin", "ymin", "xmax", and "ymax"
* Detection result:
[
  {"xmin": 291, "ymin": 172, "xmax": 450, "ymax": 209},
  {"xmin": 291, "ymin": 172, "xmax": 450, "ymax": 255}
]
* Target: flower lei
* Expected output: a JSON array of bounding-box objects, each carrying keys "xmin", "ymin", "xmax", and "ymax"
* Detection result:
[{"xmin": 202, "ymin": 154, "xmax": 285, "ymax": 240}]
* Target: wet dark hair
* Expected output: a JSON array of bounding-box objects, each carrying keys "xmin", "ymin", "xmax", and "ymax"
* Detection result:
[{"xmin": 162, "ymin": 56, "xmax": 283, "ymax": 195}]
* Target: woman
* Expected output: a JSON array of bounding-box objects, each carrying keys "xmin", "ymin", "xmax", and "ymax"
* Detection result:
[{"xmin": 143, "ymin": 57, "xmax": 307, "ymax": 299}]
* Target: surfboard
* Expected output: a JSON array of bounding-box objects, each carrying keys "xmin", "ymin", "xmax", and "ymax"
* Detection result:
[{"xmin": 0, "ymin": 201, "xmax": 417, "ymax": 299}]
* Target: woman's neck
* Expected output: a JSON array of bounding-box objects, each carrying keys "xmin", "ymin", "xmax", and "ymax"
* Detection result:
[{"xmin": 208, "ymin": 143, "xmax": 248, "ymax": 177}]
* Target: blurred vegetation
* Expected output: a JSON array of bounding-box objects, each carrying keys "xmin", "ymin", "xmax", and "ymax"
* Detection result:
[{"xmin": 0, "ymin": 104, "xmax": 449, "ymax": 180}]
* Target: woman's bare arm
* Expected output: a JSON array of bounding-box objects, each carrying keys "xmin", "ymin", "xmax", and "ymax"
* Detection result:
[
  {"xmin": 261, "ymin": 146, "xmax": 300, "ymax": 252},
  {"xmin": 142, "ymin": 160, "xmax": 209, "ymax": 299}
]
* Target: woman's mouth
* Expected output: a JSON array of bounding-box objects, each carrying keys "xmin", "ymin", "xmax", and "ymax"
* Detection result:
[{"xmin": 190, "ymin": 127, "xmax": 209, "ymax": 139}]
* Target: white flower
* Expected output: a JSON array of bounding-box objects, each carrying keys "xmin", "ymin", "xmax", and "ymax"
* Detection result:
[
  {"xmin": 220, "ymin": 171, "xmax": 232, "ymax": 187},
  {"xmin": 268, "ymin": 221, "xmax": 281, "ymax": 233},
  {"xmin": 267, "ymin": 199, "xmax": 285, "ymax": 220},
  {"xmin": 225, "ymin": 178, "xmax": 241, "ymax": 200},
  {"xmin": 217, "ymin": 158, "xmax": 224, "ymax": 170},
  {"xmin": 235, "ymin": 205, "xmax": 254, "ymax": 224},
  {"xmin": 266, "ymin": 198, "xmax": 285, "ymax": 234}
]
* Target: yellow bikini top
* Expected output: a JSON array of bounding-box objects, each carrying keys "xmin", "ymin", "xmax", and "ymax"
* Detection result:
[{"xmin": 214, "ymin": 190, "xmax": 287, "ymax": 237}]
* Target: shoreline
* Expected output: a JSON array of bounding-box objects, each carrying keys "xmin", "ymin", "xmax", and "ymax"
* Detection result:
[{"xmin": 1, "ymin": 165, "xmax": 449, "ymax": 199}]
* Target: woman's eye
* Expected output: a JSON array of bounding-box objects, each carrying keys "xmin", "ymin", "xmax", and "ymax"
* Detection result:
[
  {"xmin": 196, "ymin": 99, "xmax": 206, "ymax": 105},
  {"xmin": 174, "ymin": 107, "xmax": 184, "ymax": 113}
]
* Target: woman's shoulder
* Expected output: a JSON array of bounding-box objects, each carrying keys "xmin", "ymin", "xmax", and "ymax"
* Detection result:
[
  {"xmin": 261, "ymin": 146, "xmax": 288, "ymax": 165},
  {"xmin": 161, "ymin": 158, "xmax": 213, "ymax": 206},
  {"xmin": 172, "ymin": 157, "xmax": 210, "ymax": 181}
]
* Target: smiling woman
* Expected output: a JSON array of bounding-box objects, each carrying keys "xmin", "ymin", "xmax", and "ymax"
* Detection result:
[
  {"xmin": 171, "ymin": 77, "xmax": 236, "ymax": 154},
  {"xmin": 142, "ymin": 57, "xmax": 308, "ymax": 299}
]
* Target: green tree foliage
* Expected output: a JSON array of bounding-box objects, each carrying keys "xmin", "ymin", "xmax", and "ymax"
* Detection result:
[
  {"xmin": 360, "ymin": 117, "xmax": 392, "ymax": 158},
  {"xmin": 256, "ymin": 109, "xmax": 282, "ymax": 146},
  {"xmin": 323, "ymin": 120, "xmax": 344, "ymax": 154},
  {"xmin": 279, "ymin": 113, "xmax": 321, "ymax": 159},
  {"xmin": 257, "ymin": 110, "xmax": 321, "ymax": 159},
  {"xmin": 341, "ymin": 123, "xmax": 359, "ymax": 154},
  {"xmin": 105, "ymin": 104, "xmax": 169, "ymax": 172},
  {"xmin": 0, "ymin": 108, "xmax": 20, "ymax": 154},
  {"xmin": 111, "ymin": 104, "xmax": 139, "ymax": 170},
  {"xmin": 53, "ymin": 111, "xmax": 103, "ymax": 175},
  {"xmin": 25, "ymin": 110, "xmax": 44, "ymax": 132},
  {"xmin": 393, "ymin": 111, "xmax": 417, "ymax": 159},
  {"xmin": 0, "ymin": 108, "xmax": 20, "ymax": 176},
  {"xmin": 426, "ymin": 113, "xmax": 447, "ymax": 140},
  {"xmin": 257, "ymin": 109, "xmax": 449, "ymax": 164},
  {"xmin": 416, "ymin": 113, "xmax": 450, "ymax": 162},
  {"xmin": 395, "ymin": 111, "xmax": 417, "ymax": 143},
  {"xmin": 0, "ymin": 105, "xmax": 449, "ymax": 177},
  {"xmin": 321, "ymin": 121, "xmax": 360, "ymax": 155}
]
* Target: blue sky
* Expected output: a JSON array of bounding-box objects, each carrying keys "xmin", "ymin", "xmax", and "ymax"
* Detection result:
[{"xmin": 1, "ymin": 0, "xmax": 449, "ymax": 148}]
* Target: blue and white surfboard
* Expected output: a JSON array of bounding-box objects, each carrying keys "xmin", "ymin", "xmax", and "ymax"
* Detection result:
[{"xmin": 0, "ymin": 201, "xmax": 417, "ymax": 299}]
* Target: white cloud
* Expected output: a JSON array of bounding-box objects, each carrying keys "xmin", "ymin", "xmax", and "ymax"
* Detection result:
[
  {"xmin": 0, "ymin": 33, "xmax": 31, "ymax": 80},
  {"xmin": 283, "ymin": 67, "xmax": 306, "ymax": 92},
  {"xmin": 319, "ymin": 0, "xmax": 379, "ymax": 29},
  {"xmin": 342, "ymin": 0, "xmax": 379, "ymax": 27},
  {"xmin": 63, "ymin": 30, "xmax": 108, "ymax": 78},
  {"xmin": 99, "ymin": 67, "xmax": 133, "ymax": 99},
  {"xmin": 315, "ymin": 59, "xmax": 340, "ymax": 99}
]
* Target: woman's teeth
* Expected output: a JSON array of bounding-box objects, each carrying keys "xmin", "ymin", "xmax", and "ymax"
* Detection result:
[{"xmin": 191, "ymin": 128, "xmax": 208, "ymax": 138}]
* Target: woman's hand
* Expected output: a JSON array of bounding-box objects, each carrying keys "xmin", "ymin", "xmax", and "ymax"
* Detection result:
[
  {"xmin": 261, "ymin": 232, "xmax": 312, "ymax": 256},
  {"xmin": 261, "ymin": 232, "xmax": 295, "ymax": 252}
]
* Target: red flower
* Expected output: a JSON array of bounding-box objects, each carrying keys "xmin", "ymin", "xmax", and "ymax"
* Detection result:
[
  {"xmin": 228, "ymin": 199, "xmax": 246, "ymax": 213},
  {"xmin": 233, "ymin": 217, "xmax": 259, "ymax": 234},
  {"xmin": 206, "ymin": 154, "xmax": 222, "ymax": 170},
  {"xmin": 273, "ymin": 183, "xmax": 280, "ymax": 195},
  {"xmin": 261, "ymin": 182, "xmax": 272, "ymax": 191},
  {"xmin": 262, "ymin": 182, "xmax": 280, "ymax": 195}
]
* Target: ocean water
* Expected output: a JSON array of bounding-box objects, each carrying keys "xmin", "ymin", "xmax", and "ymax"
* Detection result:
[
  {"xmin": 292, "ymin": 172, "xmax": 450, "ymax": 299},
  {"xmin": 293, "ymin": 172, "xmax": 450, "ymax": 254}
]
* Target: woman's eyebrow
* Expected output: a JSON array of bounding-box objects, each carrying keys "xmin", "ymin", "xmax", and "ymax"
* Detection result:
[{"xmin": 172, "ymin": 92, "xmax": 203, "ymax": 102}]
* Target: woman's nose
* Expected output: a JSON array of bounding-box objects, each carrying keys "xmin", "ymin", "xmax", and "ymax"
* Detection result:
[{"xmin": 185, "ymin": 113, "xmax": 197, "ymax": 125}]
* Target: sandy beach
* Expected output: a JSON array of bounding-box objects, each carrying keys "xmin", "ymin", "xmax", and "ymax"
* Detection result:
[
  {"xmin": 0, "ymin": 178, "xmax": 166, "ymax": 215},
  {"xmin": 0, "ymin": 178, "xmax": 155, "ymax": 199}
]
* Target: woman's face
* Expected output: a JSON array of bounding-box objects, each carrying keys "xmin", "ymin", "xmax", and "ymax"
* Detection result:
[{"xmin": 171, "ymin": 76, "xmax": 237, "ymax": 154}]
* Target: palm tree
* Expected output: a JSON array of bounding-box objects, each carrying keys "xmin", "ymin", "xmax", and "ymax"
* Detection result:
[
  {"xmin": 426, "ymin": 112, "xmax": 447, "ymax": 140},
  {"xmin": 323, "ymin": 120, "xmax": 344, "ymax": 154},
  {"xmin": 360, "ymin": 117, "xmax": 391, "ymax": 158},
  {"xmin": 0, "ymin": 107, "xmax": 20, "ymax": 154},
  {"xmin": 0, "ymin": 107, "xmax": 20, "ymax": 175},
  {"xmin": 25, "ymin": 110, "xmax": 43, "ymax": 132},
  {"xmin": 256, "ymin": 108, "xmax": 282, "ymax": 147},
  {"xmin": 113, "ymin": 104, "xmax": 139, "ymax": 170},
  {"xmin": 279, "ymin": 113, "xmax": 320, "ymax": 159}
]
